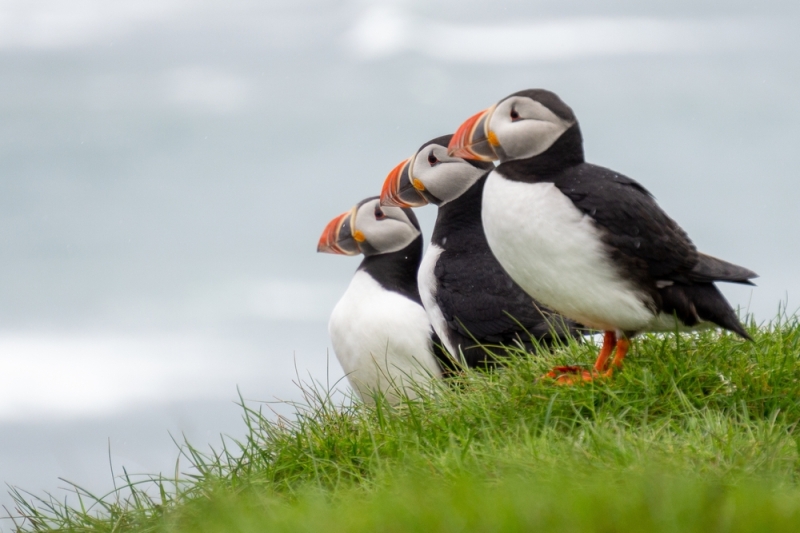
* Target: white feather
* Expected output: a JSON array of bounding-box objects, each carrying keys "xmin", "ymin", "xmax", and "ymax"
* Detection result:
[
  {"xmin": 482, "ymin": 174, "xmax": 657, "ymax": 332},
  {"xmin": 329, "ymin": 270, "xmax": 441, "ymax": 404},
  {"xmin": 417, "ymin": 244, "xmax": 460, "ymax": 360}
]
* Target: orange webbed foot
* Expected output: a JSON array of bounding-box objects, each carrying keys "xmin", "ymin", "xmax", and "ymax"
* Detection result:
[
  {"xmin": 541, "ymin": 331, "xmax": 625, "ymax": 386},
  {"xmin": 543, "ymin": 365, "xmax": 604, "ymax": 385}
]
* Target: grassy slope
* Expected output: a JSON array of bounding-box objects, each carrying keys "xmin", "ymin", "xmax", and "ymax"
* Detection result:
[{"xmin": 9, "ymin": 313, "xmax": 800, "ymax": 532}]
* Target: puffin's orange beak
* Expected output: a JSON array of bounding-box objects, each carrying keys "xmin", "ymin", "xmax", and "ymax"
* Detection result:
[
  {"xmin": 380, "ymin": 157, "xmax": 428, "ymax": 208},
  {"xmin": 317, "ymin": 207, "xmax": 361, "ymax": 255},
  {"xmin": 448, "ymin": 104, "xmax": 498, "ymax": 161}
]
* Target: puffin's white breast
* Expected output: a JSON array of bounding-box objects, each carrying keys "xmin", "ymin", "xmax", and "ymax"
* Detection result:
[
  {"xmin": 328, "ymin": 270, "xmax": 441, "ymax": 404},
  {"xmin": 417, "ymin": 244, "xmax": 460, "ymax": 361},
  {"xmin": 481, "ymin": 173, "xmax": 655, "ymax": 332}
]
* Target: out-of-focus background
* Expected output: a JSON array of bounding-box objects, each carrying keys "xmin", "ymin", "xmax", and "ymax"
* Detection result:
[{"xmin": 0, "ymin": 0, "xmax": 798, "ymax": 515}]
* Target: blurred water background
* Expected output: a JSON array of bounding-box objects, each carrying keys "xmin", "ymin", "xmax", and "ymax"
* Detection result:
[{"xmin": 1, "ymin": 0, "xmax": 798, "ymax": 516}]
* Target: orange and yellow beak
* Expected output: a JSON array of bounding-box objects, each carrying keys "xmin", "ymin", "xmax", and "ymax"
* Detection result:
[
  {"xmin": 448, "ymin": 104, "xmax": 499, "ymax": 161},
  {"xmin": 317, "ymin": 207, "xmax": 363, "ymax": 255},
  {"xmin": 380, "ymin": 156, "xmax": 428, "ymax": 208}
]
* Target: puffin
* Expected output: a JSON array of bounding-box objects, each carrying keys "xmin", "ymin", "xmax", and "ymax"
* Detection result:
[
  {"xmin": 447, "ymin": 89, "xmax": 757, "ymax": 382},
  {"xmin": 318, "ymin": 197, "xmax": 449, "ymax": 403},
  {"xmin": 380, "ymin": 134, "xmax": 584, "ymax": 367}
]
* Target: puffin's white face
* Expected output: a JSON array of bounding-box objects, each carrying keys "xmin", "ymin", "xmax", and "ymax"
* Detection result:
[
  {"xmin": 318, "ymin": 198, "xmax": 420, "ymax": 256},
  {"xmin": 353, "ymin": 199, "xmax": 420, "ymax": 255},
  {"xmin": 488, "ymin": 96, "xmax": 574, "ymax": 162},
  {"xmin": 408, "ymin": 144, "xmax": 486, "ymax": 205},
  {"xmin": 381, "ymin": 143, "xmax": 488, "ymax": 208},
  {"xmin": 448, "ymin": 91, "xmax": 576, "ymax": 164}
]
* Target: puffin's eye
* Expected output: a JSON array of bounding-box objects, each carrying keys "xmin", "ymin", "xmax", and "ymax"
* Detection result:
[
  {"xmin": 510, "ymin": 107, "xmax": 520, "ymax": 120},
  {"xmin": 427, "ymin": 152, "xmax": 438, "ymax": 166},
  {"xmin": 374, "ymin": 207, "xmax": 386, "ymax": 220}
]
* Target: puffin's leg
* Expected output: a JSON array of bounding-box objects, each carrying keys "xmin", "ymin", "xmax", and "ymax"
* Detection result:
[
  {"xmin": 601, "ymin": 337, "xmax": 630, "ymax": 378},
  {"xmin": 544, "ymin": 331, "xmax": 617, "ymax": 385},
  {"xmin": 592, "ymin": 331, "xmax": 617, "ymax": 372}
]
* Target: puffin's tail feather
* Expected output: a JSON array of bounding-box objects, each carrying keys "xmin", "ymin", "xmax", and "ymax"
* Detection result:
[
  {"xmin": 660, "ymin": 283, "xmax": 751, "ymax": 340},
  {"xmin": 689, "ymin": 253, "xmax": 758, "ymax": 285}
]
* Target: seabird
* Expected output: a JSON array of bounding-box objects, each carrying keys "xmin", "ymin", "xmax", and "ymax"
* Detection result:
[
  {"xmin": 318, "ymin": 197, "xmax": 448, "ymax": 402},
  {"xmin": 448, "ymin": 89, "xmax": 757, "ymax": 382}
]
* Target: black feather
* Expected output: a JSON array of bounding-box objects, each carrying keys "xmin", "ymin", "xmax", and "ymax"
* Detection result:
[
  {"xmin": 689, "ymin": 253, "xmax": 758, "ymax": 285},
  {"xmin": 660, "ymin": 283, "xmax": 751, "ymax": 340},
  {"xmin": 359, "ymin": 235, "xmax": 423, "ymax": 305}
]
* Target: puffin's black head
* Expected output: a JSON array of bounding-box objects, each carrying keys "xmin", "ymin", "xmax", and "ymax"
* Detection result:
[
  {"xmin": 317, "ymin": 197, "xmax": 420, "ymax": 258},
  {"xmin": 380, "ymin": 134, "xmax": 494, "ymax": 208},
  {"xmin": 448, "ymin": 89, "xmax": 583, "ymax": 166}
]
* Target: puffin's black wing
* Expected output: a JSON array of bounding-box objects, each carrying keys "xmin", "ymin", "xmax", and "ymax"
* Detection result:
[
  {"xmin": 549, "ymin": 163, "xmax": 699, "ymax": 284},
  {"xmin": 549, "ymin": 163, "xmax": 755, "ymax": 339},
  {"xmin": 434, "ymin": 247, "xmax": 580, "ymax": 357}
]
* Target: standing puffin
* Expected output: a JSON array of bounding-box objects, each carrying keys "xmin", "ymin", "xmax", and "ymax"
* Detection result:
[
  {"xmin": 448, "ymin": 89, "xmax": 757, "ymax": 382},
  {"xmin": 380, "ymin": 135, "xmax": 584, "ymax": 367},
  {"xmin": 318, "ymin": 197, "xmax": 447, "ymax": 403}
]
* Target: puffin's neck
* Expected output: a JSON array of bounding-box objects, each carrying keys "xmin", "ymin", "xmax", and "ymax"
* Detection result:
[
  {"xmin": 499, "ymin": 124, "xmax": 585, "ymax": 180},
  {"xmin": 431, "ymin": 174, "xmax": 488, "ymax": 247},
  {"xmin": 358, "ymin": 235, "xmax": 423, "ymax": 304}
]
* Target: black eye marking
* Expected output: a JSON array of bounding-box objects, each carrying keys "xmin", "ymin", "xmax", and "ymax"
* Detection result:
[
  {"xmin": 510, "ymin": 107, "xmax": 520, "ymax": 120},
  {"xmin": 374, "ymin": 206, "xmax": 386, "ymax": 220},
  {"xmin": 427, "ymin": 152, "xmax": 438, "ymax": 166}
]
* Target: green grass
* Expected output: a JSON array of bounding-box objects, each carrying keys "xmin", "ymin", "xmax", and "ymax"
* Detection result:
[{"xmin": 7, "ymin": 311, "xmax": 800, "ymax": 532}]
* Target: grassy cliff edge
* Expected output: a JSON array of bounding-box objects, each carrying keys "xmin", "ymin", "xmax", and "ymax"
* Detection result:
[{"xmin": 8, "ymin": 312, "xmax": 800, "ymax": 532}]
